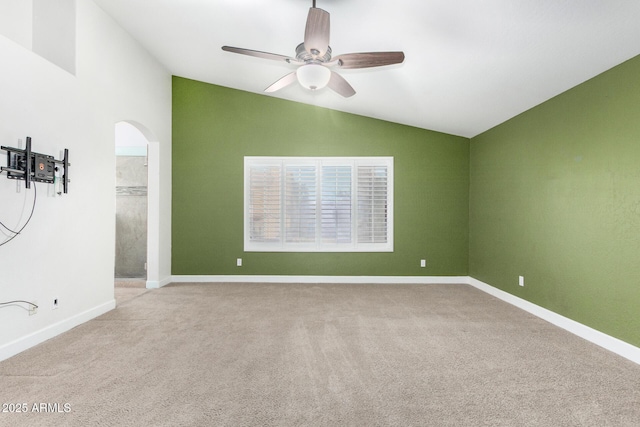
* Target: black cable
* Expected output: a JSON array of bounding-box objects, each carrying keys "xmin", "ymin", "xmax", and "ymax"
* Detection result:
[
  {"xmin": 0, "ymin": 300, "xmax": 39, "ymax": 309},
  {"xmin": 0, "ymin": 170, "xmax": 32, "ymax": 234},
  {"xmin": 0, "ymin": 219, "xmax": 19, "ymax": 234},
  {"xmin": 0, "ymin": 170, "xmax": 19, "ymax": 233},
  {"xmin": 0, "ymin": 181, "xmax": 37, "ymax": 247}
]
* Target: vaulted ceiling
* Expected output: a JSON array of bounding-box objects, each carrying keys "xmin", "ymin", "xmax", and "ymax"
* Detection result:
[{"xmin": 93, "ymin": 0, "xmax": 640, "ymax": 137}]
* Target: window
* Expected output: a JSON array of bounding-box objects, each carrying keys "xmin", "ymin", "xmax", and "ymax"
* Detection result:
[{"xmin": 245, "ymin": 157, "xmax": 393, "ymax": 252}]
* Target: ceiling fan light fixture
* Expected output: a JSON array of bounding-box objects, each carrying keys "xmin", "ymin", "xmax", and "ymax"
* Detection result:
[
  {"xmin": 296, "ymin": 63, "xmax": 331, "ymax": 91},
  {"xmin": 221, "ymin": 2, "xmax": 404, "ymax": 98}
]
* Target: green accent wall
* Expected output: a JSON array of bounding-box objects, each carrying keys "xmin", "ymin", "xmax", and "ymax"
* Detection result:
[
  {"xmin": 469, "ymin": 55, "xmax": 640, "ymax": 347},
  {"xmin": 172, "ymin": 77, "xmax": 469, "ymax": 277}
]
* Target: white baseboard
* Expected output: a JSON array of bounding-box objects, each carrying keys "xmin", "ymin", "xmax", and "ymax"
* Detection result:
[
  {"xmin": 468, "ymin": 277, "xmax": 640, "ymax": 366},
  {"xmin": 146, "ymin": 276, "xmax": 172, "ymax": 289},
  {"xmin": 171, "ymin": 274, "xmax": 640, "ymax": 365},
  {"xmin": 0, "ymin": 299, "xmax": 116, "ymax": 363},
  {"xmin": 4, "ymin": 276, "xmax": 638, "ymax": 367},
  {"xmin": 170, "ymin": 275, "xmax": 469, "ymax": 284}
]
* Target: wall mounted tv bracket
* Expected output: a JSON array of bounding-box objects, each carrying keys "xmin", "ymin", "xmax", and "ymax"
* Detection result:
[{"xmin": 1, "ymin": 137, "xmax": 70, "ymax": 193}]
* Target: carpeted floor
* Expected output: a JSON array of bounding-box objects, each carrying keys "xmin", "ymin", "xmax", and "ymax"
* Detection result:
[
  {"xmin": 114, "ymin": 278, "xmax": 148, "ymax": 306},
  {"xmin": 1, "ymin": 282, "xmax": 639, "ymax": 426}
]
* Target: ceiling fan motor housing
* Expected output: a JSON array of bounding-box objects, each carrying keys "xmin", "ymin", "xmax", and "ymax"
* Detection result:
[{"xmin": 295, "ymin": 43, "xmax": 332, "ymax": 63}]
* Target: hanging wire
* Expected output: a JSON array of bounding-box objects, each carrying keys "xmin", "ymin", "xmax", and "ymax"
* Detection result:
[
  {"xmin": 0, "ymin": 300, "xmax": 38, "ymax": 309},
  {"xmin": 0, "ymin": 181, "xmax": 37, "ymax": 247},
  {"xmin": 0, "ymin": 220, "xmax": 20, "ymax": 234}
]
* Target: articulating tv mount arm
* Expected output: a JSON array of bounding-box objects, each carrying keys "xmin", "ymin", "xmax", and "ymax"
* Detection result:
[{"xmin": 1, "ymin": 137, "xmax": 70, "ymax": 194}]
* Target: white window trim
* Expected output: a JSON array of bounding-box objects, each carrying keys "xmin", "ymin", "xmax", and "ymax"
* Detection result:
[{"xmin": 244, "ymin": 156, "xmax": 394, "ymax": 252}]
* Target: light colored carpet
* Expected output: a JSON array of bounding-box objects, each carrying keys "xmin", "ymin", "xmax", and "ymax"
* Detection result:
[
  {"xmin": 1, "ymin": 282, "xmax": 639, "ymax": 426},
  {"xmin": 114, "ymin": 278, "xmax": 146, "ymax": 288},
  {"xmin": 114, "ymin": 279, "xmax": 148, "ymax": 306}
]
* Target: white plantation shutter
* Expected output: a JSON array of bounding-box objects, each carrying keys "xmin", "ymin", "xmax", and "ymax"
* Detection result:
[
  {"xmin": 357, "ymin": 165, "xmax": 388, "ymax": 244},
  {"xmin": 285, "ymin": 165, "xmax": 317, "ymax": 244},
  {"xmin": 248, "ymin": 165, "xmax": 281, "ymax": 243},
  {"xmin": 245, "ymin": 157, "xmax": 393, "ymax": 252},
  {"xmin": 321, "ymin": 165, "xmax": 352, "ymax": 244}
]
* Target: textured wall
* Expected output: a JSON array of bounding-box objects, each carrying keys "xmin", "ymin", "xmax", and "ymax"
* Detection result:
[
  {"xmin": 470, "ymin": 54, "xmax": 640, "ymax": 347},
  {"xmin": 0, "ymin": 0, "xmax": 171, "ymax": 360},
  {"xmin": 115, "ymin": 156, "xmax": 147, "ymax": 278},
  {"xmin": 172, "ymin": 77, "xmax": 470, "ymax": 277}
]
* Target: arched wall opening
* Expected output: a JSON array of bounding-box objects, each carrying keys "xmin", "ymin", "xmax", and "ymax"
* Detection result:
[{"xmin": 114, "ymin": 120, "xmax": 160, "ymax": 289}]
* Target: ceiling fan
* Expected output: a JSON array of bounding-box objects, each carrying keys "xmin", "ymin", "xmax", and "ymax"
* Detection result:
[{"xmin": 222, "ymin": 0, "xmax": 405, "ymax": 98}]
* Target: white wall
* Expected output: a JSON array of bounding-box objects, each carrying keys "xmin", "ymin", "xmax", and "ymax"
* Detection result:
[
  {"xmin": 0, "ymin": 0, "xmax": 32, "ymax": 49},
  {"xmin": 32, "ymin": 0, "xmax": 77, "ymax": 74},
  {"xmin": 0, "ymin": 0, "xmax": 171, "ymax": 361},
  {"xmin": 115, "ymin": 122, "xmax": 148, "ymax": 156}
]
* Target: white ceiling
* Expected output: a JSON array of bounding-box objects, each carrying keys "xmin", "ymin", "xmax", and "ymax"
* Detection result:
[{"xmin": 93, "ymin": 0, "xmax": 640, "ymax": 138}]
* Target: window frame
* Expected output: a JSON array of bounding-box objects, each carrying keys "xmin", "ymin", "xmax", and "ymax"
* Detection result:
[{"xmin": 244, "ymin": 156, "xmax": 394, "ymax": 253}]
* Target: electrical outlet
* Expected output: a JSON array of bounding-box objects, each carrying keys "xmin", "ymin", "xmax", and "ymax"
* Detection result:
[
  {"xmin": 52, "ymin": 298, "xmax": 59, "ymax": 310},
  {"xmin": 236, "ymin": 258, "xmax": 242, "ymax": 267},
  {"xmin": 518, "ymin": 276, "xmax": 525, "ymax": 287},
  {"xmin": 420, "ymin": 259, "xmax": 426, "ymax": 268},
  {"xmin": 29, "ymin": 301, "xmax": 38, "ymax": 316}
]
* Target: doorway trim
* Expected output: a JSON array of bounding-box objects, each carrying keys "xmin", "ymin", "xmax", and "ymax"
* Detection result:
[{"xmin": 115, "ymin": 120, "xmax": 161, "ymax": 289}]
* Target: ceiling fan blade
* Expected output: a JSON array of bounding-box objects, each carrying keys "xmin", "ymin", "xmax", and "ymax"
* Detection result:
[
  {"xmin": 304, "ymin": 8, "xmax": 330, "ymax": 57},
  {"xmin": 222, "ymin": 46, "xmax": 301, "ymax": 64},
  {"xmin": 264, "ymin": 72, "xmax": 298, "ymax": 93},
  {"xmin": 332, "ymin": 52, "xmax": 405, "ymax": 69},
  {"xmin": 327, "ymin": 71, "xmax": 355, "ymax": 98}
]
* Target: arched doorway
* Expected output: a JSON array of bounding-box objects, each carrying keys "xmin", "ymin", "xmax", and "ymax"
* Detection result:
[{"xmin": 114, "ymin": 121, "xmax": 160, "ymax": 293}]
